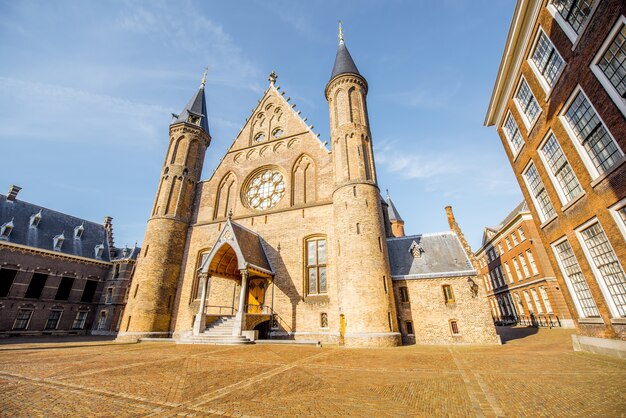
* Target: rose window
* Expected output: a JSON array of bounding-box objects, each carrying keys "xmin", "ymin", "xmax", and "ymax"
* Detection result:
[{"xmin": 246, "ymin": 170, "xmax": 285, "ymax": 210}]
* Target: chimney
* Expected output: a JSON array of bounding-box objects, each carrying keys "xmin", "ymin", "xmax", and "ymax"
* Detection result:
[
  {"xmin": 445, "ymin": 205, "xmax": 478, "ymax": 269},
  {"xmin": 7, "ymin": 185, "xmax": 22, "ymax": 202},
  {"xmin": 103, "ymin": 216, "xmax": 115, "ymax": 251}
]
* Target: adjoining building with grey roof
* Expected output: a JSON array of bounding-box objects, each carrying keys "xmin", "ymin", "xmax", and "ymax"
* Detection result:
[
  {"xmin": 475, "ymin": 202, "xmax": 573, "ymax": 330},
  {"xmin": 0, "ymin": 185, "xmax": 139, "ymax": 336}
]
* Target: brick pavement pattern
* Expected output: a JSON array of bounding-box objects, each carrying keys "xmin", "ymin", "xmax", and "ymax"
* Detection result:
[{"xmin": 0, "ymin": 328, "xmax": 624, "ymax": 417}]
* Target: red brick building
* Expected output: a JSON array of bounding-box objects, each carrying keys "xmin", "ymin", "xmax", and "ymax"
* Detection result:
[
  {"xmin": 475, "ymin": 201, "xmax": 573, "ymax": 328},
  {"xmin": 486, "ymin": 0, "xmax": 626, "ymax": 357}
]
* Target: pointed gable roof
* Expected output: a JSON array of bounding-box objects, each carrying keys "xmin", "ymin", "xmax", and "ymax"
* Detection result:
[
  {"xmin": 171, "ymin": 84, "xmax": 210, "ymax": 135},
  {"xmin": 200, "ymin": 217, "xmax": 273, "ymax": 277}
]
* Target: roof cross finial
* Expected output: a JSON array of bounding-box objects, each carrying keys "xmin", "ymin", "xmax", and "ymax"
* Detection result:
[
  {"xmin": 200, "ymin": 67, "xmax": 208, "ymax": 88},
  {"xmin": 386, "ymin": 189, "xmax": 390, "ymax": 198},
  {"xmin": 338, "ymin": 20, "xmax": 344, "ymax": 44}
]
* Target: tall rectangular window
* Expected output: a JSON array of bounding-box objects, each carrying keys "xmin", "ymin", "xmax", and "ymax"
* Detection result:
[
  {"xmin": 580, "ymin": 222, "xmax": 626, "ymax": 317},
  {"xmin": 25, "ymin": 273, "xmax": 48, "ymax": 299},
  {"xmin": 443, "ymin": 285, "xmax": 455, "ymax": 303},
  {"xmin": 550, "ymin": 0, "xmax": 596, "ymax": 36},
  {"xmin": 45, "ymin": 310, "xmax": 62, "ymax": 330},
  {"xmin": 518, "ymin": 227, "xmax": 526, "ymax": 241},
  {"xmin": 519, "ymin": 254, "xmax": 531, "ymax": 278},
  {"xmin": 72, "ymin": 311, "xmax": 88, "ymax": 329},
  {"xmin": 524, "ymin": 163, "xmax": 556, "ymax": 222},
  {"xmin": 405, "ymin": 321, "xmax": 414, "ymax": 335},
  {"xmin": 512, "ymin": 233, "xmax": 519, "ymax": 246},
  {"xmin": 504, "ymin": 262, "xmax": 514, "ymax": 283},
  {"xmin": 539, "ymin": 286, "xmax": 554, "ymax": 313},
  {"xmin": 526, "ymin": 250, "xmax": 539, "ymax": 275},
  {"xmin": 54, "ymin": 276, "xmax": 74, "ymax": 301},
  {"xmin": 513, "ymin": 257, "xmax": 523, "ymax": 281},
  {"xmin": 540, "ymin": 133, "xmax": 583, "ymax": 204},
  {"xmin": 450, "ymin": 320, "xmax": 460, "ymax": 335},
  {"xmin": 105, "ymin": 288, "xmax": 114, "ymax": 304},
  {"xmin": 514, "ymin": 293, "xmax": 525, "ymax": 315},
  {"xmin": 503, "ymin": 113, "xmax": 524, "ymax": 154},
  {"xmin": 0, "ymin": 268, "xmax": 18, "ymax": 297},
  {"xmin": 515, "ymin": 78, "xmax": 541, "ymax": 127},
  {"xmin": 13, "ymin": 310, "xmax": 32, "ymax": 330},
  {"xmin": 531, "ymin": 288, "xmax": 544, "ymax": 314},
  {"xmin": 524, "ymin": 291, "xmax": 535, "ymax": 313},
  {"xmin": 306, "ymin": 238, "xmax": 327, "ymax": 294},
  {"xmin": 563, "ymin": 90, "xmax": 622, "ymax": 176},
  {"xmin": 505, "ymin": 237, "xmax": 512, "ymax": 250},
  {"xmin": 400, "ymin": 286, "xmax": 410, "ymax": 303},
  {"xmin": 592, "ymin": 18, "xmax": 626, "ymax": 115},
  {"xmin": 530, "ymin": 30, "xmax": 565, "ymax": 88},
  {"xmin": 80, "ymin": 280, "xmax": 98, "ymax": 303},
  {"xmin": 554, "ymin": 239, "xmax": 600, "ymax": 317},
  {"xmin": 497, "ymin": 243, "xmax": 504, "ymax": 255}
]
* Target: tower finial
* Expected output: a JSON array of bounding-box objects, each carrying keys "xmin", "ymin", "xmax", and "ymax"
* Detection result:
[
  {"xmin": 386, "ymin": 189, "xmax": 390, "ymax": 198},
  {"xmin": 228, "ymin": 208, "xmax": 233, "ymax": 220},
  {"xmin": 338, "ymin": 20, "xmax": 344, "ymax": 44},
  {"xmin": 268, "ymin": 71, "xmax": 277, "ymax": 85},
  {"xmin": 200, "ymin": 67, "xmax": 208, "ymax": 88}
]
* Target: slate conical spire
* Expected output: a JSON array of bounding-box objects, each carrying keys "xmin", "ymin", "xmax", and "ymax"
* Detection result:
[
  {"xmin": 386, "ymin": 190, "xmax": 404, "ymax": 222},
  {"xmin": 330, "ymin": 21, "xmax": 361, "ymax": 80},
  {"xmin": 171, "ymin": 69, "xmax": 210, "ymax": 135}
]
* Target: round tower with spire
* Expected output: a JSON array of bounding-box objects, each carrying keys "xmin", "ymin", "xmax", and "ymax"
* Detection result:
[
  {"xmin": 117, "ymin": 71, "xmax": 211, "ymax": 341},
  {"xmin": 327, "ymin": 23, "xmax": 400, "ymax": 347}
]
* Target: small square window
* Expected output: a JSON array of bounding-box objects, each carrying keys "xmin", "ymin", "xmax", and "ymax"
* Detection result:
[
  {"xmin": 320, "ymin": 312, "xmax": 328, "ymax": 328},
  {"xmin": 405, "ymin": 321, "xmax": 414, "ymax": 335}
]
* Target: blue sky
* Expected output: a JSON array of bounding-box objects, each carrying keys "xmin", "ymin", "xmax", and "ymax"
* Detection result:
[{"xmin": 0, "ymin": 0, "xmax": 521, "ymax": 249}]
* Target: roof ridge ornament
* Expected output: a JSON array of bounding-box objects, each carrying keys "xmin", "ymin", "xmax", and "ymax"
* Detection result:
[
  {"xmin": 338, "ymin": 20, "xmax": 344, "ymax": 45},
  {"xmin": 268, "ymin": 71, "xmax": 277, "ymax": 86},
  {"xmin": 200, "ymin": 67, "xmax": 208, "ymax": 88}
]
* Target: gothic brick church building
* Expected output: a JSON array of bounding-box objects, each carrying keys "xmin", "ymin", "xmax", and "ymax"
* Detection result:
[{"xmin": 117, "ymin": 29, "xmax": 500, "ymax": 347}]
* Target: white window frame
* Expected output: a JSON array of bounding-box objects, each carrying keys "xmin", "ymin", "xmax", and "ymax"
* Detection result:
[
  {"xmin": 519, "ymin": 253, "xmax": 531, "ymax": 278},
  {"xmin": 524, "ymin": 290, "xmax": 535, "ymax": 313},
  {"xmin": 45, "ymin": 310, "xmax": 63, "ymax": 330},
  {"xmin": 575, "ymin": 218, "xmax": 626, "ymax": 318},
  {"xmin": 522, "ymin": 160, "xmax": 557, "ymax": 224},
  {"xmin": 537, "ymin": 130, "xmax": 584, "ymax": 206},
  {"xmin": 546, "ymin": 0, "xmax": 600, "ymax": 47},
  {"xmin": 526, "ymin": 250, "xmax": 539, "ymax": 276},
  {"xmin": 518, "ymin": 227, "xmax": 526, "ymax": 241},
  {"xmin": 502, "ymin": 111, "xmax": 525, "ymax": 158},
  {"xmin": 539, "ymin": 286, "xmax": 554, "ymax": 314},
  {"xmin": 550, "ymin": 235, "xmax": 600, "ymax": 318},
  {"xmin": 531, "ymin": 288, "xmax": 545, "ymax": 314},
  {"xmin": 559, "ymin": 86, "xmax": 624, "ymax": 180},
  {"xmin": 513, "ymin": 257, "xmax": 523, "ymax": 281},
  {"xmin": 527, "ymin": 26, "xmax": 566, "ymax": 95},
  {"xmin": 513, "ymin": 76, "xmax": 542, "ymax": 131},
  {"xmin": 514, "ymin": 292, "xmax": 525, "ymax": 315},
  {"xmin": 591, "ymin": 15, "xmax": 626, "ymax": 117},
  {"xmin": 12, "ymin": 309, "xmax": 33, "ymax": 330},
  {"xmin": 609, "ymin": 197, "xmax": 626, "ymax": 241},
  {"xmin": 504, "ymin": 262, "xmax": 514, "ymax": 283}
]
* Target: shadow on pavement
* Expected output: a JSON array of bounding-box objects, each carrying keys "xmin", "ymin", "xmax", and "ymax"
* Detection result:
[
  {"xmin": 0, "ymin": 336, "xmax": 129, "ymax": 351},
  {"xmin": 496, "ymin": 326, "xmax": 539, "ymax": 344}
]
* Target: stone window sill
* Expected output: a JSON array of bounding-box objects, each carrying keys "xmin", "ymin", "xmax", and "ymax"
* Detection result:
[
  {"xmin": 610, "ymin": 318, "xmax": 626, "ymax": 325},
  {"xmin": 561, "ymin": 192, "xmax": 586, "ymax": 213},
  {"xmin": 591, "ymin": 156, "xmax": 626, "ymax": 189},
  {"xmin": 540, "ymin": 214, "xmax": 558, "ymax": 229},
  {"xmin": 578, "ymin": 317, "xmax": 604, "ymax": 325}
]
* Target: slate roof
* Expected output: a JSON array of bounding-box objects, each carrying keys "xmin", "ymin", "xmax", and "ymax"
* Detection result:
[
  {"xmin": 386, "ymin": 196, "xmax": 403, "ymax": 222},
  {"xmin": 230, "ymin": 221, "xmax": 273, "ymax": 273},
  {"xmin": 0, "ymin": 194, "xmax": 111, "ymax": 262},
  {"xmin": 110, "ymin": 244, "xmax": 141, "ymax": 261},
  {"xmin": 171, "ymin": 85, "xmax": 210, "ymax": 135},
  {"xmin": 330, "ymin": 41, "xmax": 361, "ymax": 80},
  {"xmin": 387, "ymin": 232, "xmax": 475, "ymax": 279}
]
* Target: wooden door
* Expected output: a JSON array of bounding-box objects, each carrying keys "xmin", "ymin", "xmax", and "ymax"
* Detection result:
[
  {"xmin": 247, "ymin": 279, "xmax": 265, "ymax": 314},
  {"xmin": 339, "ymin": 314, "xmax": 346, "ymax": 345}
]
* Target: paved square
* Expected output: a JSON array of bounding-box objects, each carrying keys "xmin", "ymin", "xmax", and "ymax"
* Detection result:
[{"xmin": 0, "ymin": 328, "xmax": 624, "ymax": 417}]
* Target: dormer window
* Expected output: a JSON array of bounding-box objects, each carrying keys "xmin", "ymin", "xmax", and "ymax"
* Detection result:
[
  {"xmin": 187, "ymin": 115, "xmax": 201, "ymax": 125},
  {"xmin": 272, "ymin": 128, "xmax": 284, "ymax": 138},
  {"xmin": 74, "ymin": 224, "xmax": 84, "ymax": 239},
  {"xmin": 30, "ymin": 210, "xmax": 42, "ymax": 228},
  {"xmin": 122, "ymin": 247, "xmax": 130, "ymax": 258},
  {"xmin": 0, "ymin": 219, "xmax": 14, "ymax": 240},
  {"xmin": 409, "ymin": 241, "xmax": 423, "ymax": 258},
  {"xmin": 95, "ymin": 244, "xmax": 105, "ymax": 260},
  {"xmin": 53, "ymin": 233, "xmax": 65, "ymax": 251}
]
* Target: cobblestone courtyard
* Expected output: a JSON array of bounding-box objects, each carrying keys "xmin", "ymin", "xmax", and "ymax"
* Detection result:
[{"xmin": 0, "ymin": 328, "xmax": 624, "ymax": 417}]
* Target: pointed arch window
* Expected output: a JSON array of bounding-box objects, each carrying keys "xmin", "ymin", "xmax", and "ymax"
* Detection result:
[{"xmin": 305, "ymin": 236, "xmax": 327, "ymax": 295}]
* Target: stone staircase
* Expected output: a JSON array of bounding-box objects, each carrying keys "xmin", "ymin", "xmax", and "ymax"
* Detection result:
[{"xmin": 179, "ymin": 316, "xmax": 253, "ymax": 345}]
